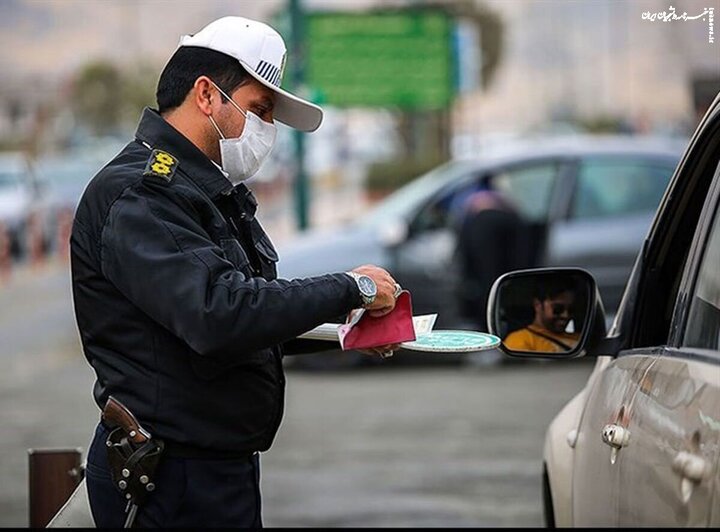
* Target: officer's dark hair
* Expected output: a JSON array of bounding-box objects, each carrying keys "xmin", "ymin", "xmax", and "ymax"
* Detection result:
[{"xmin": 156, "ymin": 46, "xmax": 251, "ymax": 114}]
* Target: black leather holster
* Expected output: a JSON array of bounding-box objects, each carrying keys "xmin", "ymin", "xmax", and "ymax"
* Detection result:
[{"xmin": 105, "ymin": 427, "xmax": 165, "ymax": 509}]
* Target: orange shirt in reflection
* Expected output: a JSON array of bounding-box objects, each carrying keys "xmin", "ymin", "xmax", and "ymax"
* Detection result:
[{"xmin": 504, "ymin": 325, "xmax": 580, "ymax": 353}]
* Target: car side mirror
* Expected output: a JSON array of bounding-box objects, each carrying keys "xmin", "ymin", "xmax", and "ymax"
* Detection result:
[{"xmin": 487, "ymin": 268, "xmax": 607, "ymax": 359}]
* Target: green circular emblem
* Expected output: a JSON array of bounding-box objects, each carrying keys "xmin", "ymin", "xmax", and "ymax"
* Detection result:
[{"xmin": 401, "ymin": 330, "xmax": 501, "ymax": 353}]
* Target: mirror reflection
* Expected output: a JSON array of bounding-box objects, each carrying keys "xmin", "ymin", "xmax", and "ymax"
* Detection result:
[{"xmin": 495, "ymin": 272, "xmax": 590, "ymax": 355}]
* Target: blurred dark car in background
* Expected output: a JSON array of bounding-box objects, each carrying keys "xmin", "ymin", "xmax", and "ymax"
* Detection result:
[{"xmin": 277, "ymin": 135, "xmax": 686, "ymax": 369}]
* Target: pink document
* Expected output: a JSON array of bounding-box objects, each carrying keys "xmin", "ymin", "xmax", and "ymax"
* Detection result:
[{"xmin": 338, "ymin": 291, "xmax": 417, "ymax": 350}]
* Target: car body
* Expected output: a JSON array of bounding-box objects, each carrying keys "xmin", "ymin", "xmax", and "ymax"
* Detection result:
[
  {"xmin": 34, "ymin": 139, "xmax": 125, "ymax": 254},
  {"xmin": 277, "ymin": 135, "xmax": 685, "ymax": 367},
  {"xmin": 491, "ymin": 91, "xmax": 720, "ymax": 526},
  {"xmin": 0, "ymin": 152, "xmax": 47, "ymax": 258}
]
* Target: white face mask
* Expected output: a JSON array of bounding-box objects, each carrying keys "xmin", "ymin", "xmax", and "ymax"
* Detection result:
[{"xmin": 208, "ymin": 81, "xmax": 277, "ymax": 184}]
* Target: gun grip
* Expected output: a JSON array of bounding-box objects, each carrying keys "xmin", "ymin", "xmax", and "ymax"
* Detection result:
[{"xmin": 102, "ymin": 396, "xmax": 151, "ymax": 444}]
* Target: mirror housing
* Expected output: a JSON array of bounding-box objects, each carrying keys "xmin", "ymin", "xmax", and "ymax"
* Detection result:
[{"xmin": 487, "ymin": 267, "xmax": 608, "ymax": 359}]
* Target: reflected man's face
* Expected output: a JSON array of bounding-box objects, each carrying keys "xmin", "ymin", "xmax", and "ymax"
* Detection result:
[{"xmin": 534, "ymin": 290, "xmax": 575, "ymax": 334}]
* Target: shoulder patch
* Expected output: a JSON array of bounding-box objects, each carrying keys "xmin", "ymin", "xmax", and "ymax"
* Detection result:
[{"xmin": 143, "ymin": 149, "xmax": 178, "ymax": 182}]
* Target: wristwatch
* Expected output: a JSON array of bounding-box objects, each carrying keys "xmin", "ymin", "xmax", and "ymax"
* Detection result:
[{"xmin": 346, "ymin": 272, "xmax": 377, "ymax": 308}]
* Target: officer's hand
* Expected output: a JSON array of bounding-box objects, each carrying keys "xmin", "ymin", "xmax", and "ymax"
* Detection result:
[
  {"xmin": 350, "ymin": 265, "xmax": 399, "ymax": 317},
  {"xmin": 358, "ymin": 343, "xmax": 402, "ymax": 359}
]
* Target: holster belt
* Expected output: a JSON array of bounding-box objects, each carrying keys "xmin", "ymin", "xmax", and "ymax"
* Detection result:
[{"xmin": 100, "ymin": 420, "xmax": 257, "ymax": 461}]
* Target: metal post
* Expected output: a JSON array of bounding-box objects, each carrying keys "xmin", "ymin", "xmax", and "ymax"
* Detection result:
[
  {"xmin": 290, "ymin": 0, "xmax": 309, "ymax": 230},
  {"xmin": 28, "ymin": 448, "xmax": 83, "ymax": 527}
]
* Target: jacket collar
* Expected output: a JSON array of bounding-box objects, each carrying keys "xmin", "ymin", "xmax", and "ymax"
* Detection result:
[{"xmin": 134, "ymin": 107, "xmax": 234, "ymax": 199}]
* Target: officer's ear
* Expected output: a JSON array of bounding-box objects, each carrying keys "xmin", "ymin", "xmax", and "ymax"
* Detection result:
[{"xmin": 193, "ymin": 76, "xmax": 216, "ymax": 117}]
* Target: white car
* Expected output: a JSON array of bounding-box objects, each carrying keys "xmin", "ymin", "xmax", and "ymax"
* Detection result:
[
  {"xmin": 0, "ymin": 152, "xmax": 43, "ymax": 257},
  {"xmin": 488, "ymin": 90, "xmax": 720, "ymax": 527}
]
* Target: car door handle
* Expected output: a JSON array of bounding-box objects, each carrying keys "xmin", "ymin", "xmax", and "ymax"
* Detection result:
[
  {"xmin": 602, "ymin": 423, "xmax": 630, "ymax": 464},
  {"xmin": 672, "ymin": 451, "xmax": 711, "ymax": 482},
  {"xmin": 672, "ymin": 451, "xmax": 712, "ymax": 504},
  {"xmin": 602, "ymin": 423, "xmax": 630, "ymax": 449}
]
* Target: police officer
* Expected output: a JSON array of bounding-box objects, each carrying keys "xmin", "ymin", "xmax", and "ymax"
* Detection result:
[{"xmin": 71, "ymin": 16, "xmax": 400, "ymax": 528}]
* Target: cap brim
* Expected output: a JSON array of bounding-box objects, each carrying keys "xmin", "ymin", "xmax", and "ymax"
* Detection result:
[{"xmin": 242, "ymin": 61, "xmax": 323, "ymax": 132}]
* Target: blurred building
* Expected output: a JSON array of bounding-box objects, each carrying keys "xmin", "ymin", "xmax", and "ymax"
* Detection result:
[
  {"xmin": 0, "ymin": 0, "xmax": 717, "ymax": 160},
  {"xmin": 452, "ymin": 0, "xmax": 719, "ymax": 156}
]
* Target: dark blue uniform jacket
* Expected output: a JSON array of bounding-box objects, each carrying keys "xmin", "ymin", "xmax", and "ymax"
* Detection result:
[{"xmin": 71, "ymin": 108, "xmax": 360, "ymax": 455}]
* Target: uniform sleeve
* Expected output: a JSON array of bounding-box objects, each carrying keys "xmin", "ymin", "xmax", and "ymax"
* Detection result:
[
  {"xmin": 100, "ymin": 182, "xmax": 361, "ymax": 360},
  {"xmin": 281, "ymin": 337, "xmax": 343, "ymax": 356}
]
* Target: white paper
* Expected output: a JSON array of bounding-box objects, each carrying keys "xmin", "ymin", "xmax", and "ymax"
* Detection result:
[
  {"xmin": 297, "ymin": 322, "xmax": 342, "ymax": 342},
  {"xmin": 412, "ymin": 313, "xmax": 437, "ymax": 337},
  {"xmin": 298, "ymin": 314, "xmax": 438, "ymax": 343}
]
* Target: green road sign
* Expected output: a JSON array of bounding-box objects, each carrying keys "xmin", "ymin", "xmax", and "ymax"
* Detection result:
[{"xmin": 305, "ymin": 10, "xmax": 454, "ymax": 109}]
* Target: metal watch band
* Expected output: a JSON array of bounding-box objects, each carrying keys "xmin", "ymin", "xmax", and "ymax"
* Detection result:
[{"xmin": 345, "ymin": 272, "xmax": 376, "ymax": 307}]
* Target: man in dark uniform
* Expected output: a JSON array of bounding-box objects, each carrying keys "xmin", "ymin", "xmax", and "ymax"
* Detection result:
[
  {"xmin": 71, "ymin": 16, "xmax": 400, "ymax": 528},
  {"xmin": 455, "ymin": 188, "xmax": 530, "ymax": 331}
]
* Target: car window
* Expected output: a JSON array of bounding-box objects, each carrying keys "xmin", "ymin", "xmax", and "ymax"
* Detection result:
[
  {"xmin": 410, "ymin": 177, "xmax": 485, "ymax": 233},
  {"xmin": 362, "ymin": 160, "xmax": 481, "ymax": 229},
  {"xmin": 572, "ymin": 159, "xmax": 675, "ymax": 220},
  {"xmin": 0, "ymin": 170, "xmax": 22, "ymax": 188},
  {"xmin": 682, "ymin": 198, "xmax": 720, "ymax": 351},
  {"xmin": 632, "ymin": 126, "xmax": 720, "ymax": 348},
  {"xmin": 491, "ymin": 163, "xmax": 558, "ymax": 222}
]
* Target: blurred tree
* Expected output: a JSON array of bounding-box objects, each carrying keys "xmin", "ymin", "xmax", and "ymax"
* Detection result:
[
  {"xmin": 577, "ymin": 115, "xmax": 634, "ymax": 134},
  {"xmin": 426, "ymin": 0, "xmax": 505, "ymax": 91},
  {"xmin": 120, "ymin": 62, "xmax": 159, "ymax": 125},
  {"xmin": 71, "ymin": 61, "xmax": 124, "ymax": 135},
  {"xmin": 471, "ymin": 2, "xmax": 504, "ymax": 92},
  {"xmin": 72, "ymin": 60, "xmax": 158, "ymax": 137},
  {"xmin": 366, "ymin": 155, "xmax": 445, "ymax": 197},
  {"xmin": 396, "ymin": 1, "xmax": 505, "ymax": 170}
]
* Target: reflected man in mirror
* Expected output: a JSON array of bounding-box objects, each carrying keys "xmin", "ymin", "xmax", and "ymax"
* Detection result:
[{"xmin": 504, "ymin": 276, "xmax": 580, "ymax": 353}]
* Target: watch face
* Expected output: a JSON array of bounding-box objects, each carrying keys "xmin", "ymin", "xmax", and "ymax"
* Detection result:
[{"xmin": 358, "ymin": 275, "xmax": 377, "ymax": 296}]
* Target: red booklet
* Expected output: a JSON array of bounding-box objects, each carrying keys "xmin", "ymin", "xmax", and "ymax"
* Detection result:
[{"xmin": 338, "ymin": 291, "xmax": 417, "ymax": 350}]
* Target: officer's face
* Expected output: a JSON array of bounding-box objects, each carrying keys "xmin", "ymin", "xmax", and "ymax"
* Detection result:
[{"xmin": 214, "ymin": 78, "xmax": 276, "ymax": 139}]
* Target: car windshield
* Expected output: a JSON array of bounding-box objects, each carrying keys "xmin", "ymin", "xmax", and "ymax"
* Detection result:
[{"xmin": 359, "ymin": 160, "xmax": 480, "ymax": 228}]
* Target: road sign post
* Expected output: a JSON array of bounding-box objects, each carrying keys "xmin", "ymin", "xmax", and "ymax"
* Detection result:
[{"xmin": 290, "ymin": 0, "xmax": 310, "ymax": 231}]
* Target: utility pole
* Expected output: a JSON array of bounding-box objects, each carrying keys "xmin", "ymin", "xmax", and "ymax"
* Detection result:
[{"xmin": 289, "ymin": 0, "xmax": 309, "ymax": 230}]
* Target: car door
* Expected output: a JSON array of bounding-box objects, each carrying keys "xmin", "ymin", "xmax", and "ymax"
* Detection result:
[
  {"xmin": 490, "ymin": 159, "xmax": 569, "ymax": 268},
  {"xmin": 392, "ymin": 159, "xmax": 562, "ymax": 328},
  {"xmin": 570, "ymin": 351, "xmax": 659, "ymax": 526},
  {"xmin": 545, "ymin": 156, "xmax": 677, "ymax": 317},
  {"xmin": 615, "ymin": 162, "xmax": 720, "ymax": 527},
  {"xmin": 571, "ymin": 94, "xmax": 720, "ymax": 526},
  {"xmin": 391, "ymin": 173, "xmax": 484, "ymax": 327}
]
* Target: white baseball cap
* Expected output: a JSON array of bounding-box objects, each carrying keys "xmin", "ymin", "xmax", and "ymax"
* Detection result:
[{"xmin": 179, "ymin": 16, "xmax": 323, "ymax": 132}]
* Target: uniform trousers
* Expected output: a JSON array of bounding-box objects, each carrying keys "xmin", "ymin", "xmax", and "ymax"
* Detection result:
[{"xmin": 85, "ymin": 423, "xmax": 263, "ymax": 528}]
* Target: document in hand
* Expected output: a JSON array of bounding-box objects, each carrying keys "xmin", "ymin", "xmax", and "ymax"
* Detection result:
[{"xmin": 338, "ymin": 290, "xmax": 416, "ymax": 350}]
